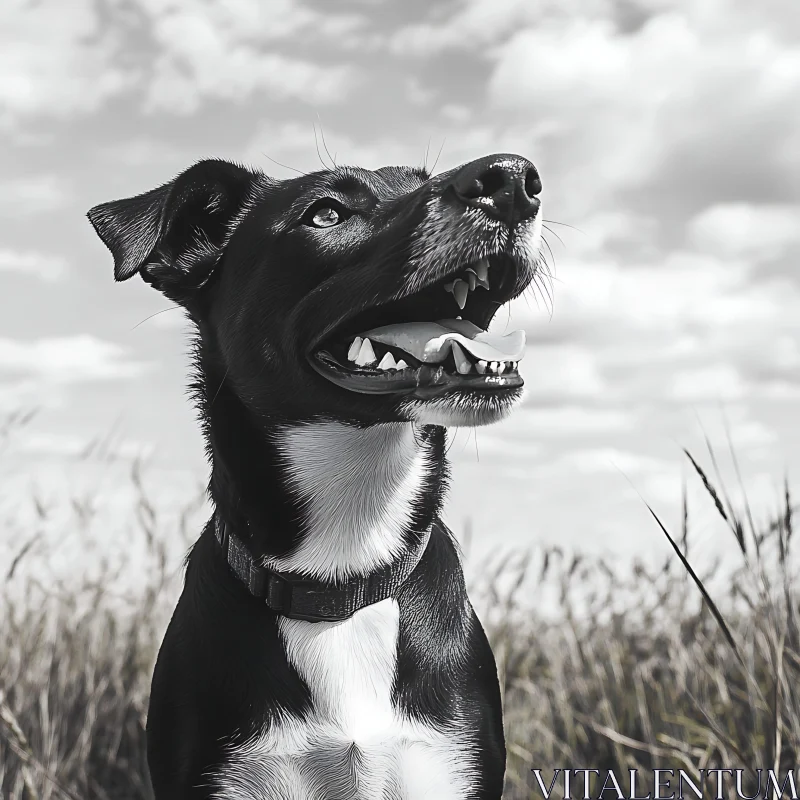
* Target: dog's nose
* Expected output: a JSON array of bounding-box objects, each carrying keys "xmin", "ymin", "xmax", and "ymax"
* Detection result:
[{"xmin": 449, "ymin": 154, "xmax": 541, "ymax": 226}]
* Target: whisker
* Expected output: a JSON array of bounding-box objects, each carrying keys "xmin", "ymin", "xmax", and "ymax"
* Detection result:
[
  {"xmin": 535, "ymin": 272, "xmax": 555, "ymax": 318},
  {"xmin": 261, "ymin": 152, "xmax": 308, "ymax": 176},
  {"xmin": 210, "ymin": 365, "xmax": 230, "ymax": 407},
  {"xmin": 543, "ymin": 219, "xmax": 584, "ymax": 235},
  {"xmin": 431, "ymin": 138, "xmax": 447, "ymax": 175},
  {"xmin": 131, "ymin": 307, "xmax": 183, "ymax": 331},
  {"xmin": 316, "ymin": 115, "xmax": 338, "ymax": 169},
  {"xmin": 312, "ymin": 123, "xmax": 333, "ymax": 171},
  {"xmin": 542, "ymin": 235, "xmax": 558, "ymax": 273},
  {"xmin": 542, "ymin": 224, "xmax": 565, "ymax": 248}
]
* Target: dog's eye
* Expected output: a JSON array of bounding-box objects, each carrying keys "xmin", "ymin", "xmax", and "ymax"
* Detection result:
[
  {"xmin": 302, "ymin": 199, "xmax": 352, "ymax": 229},
  {"xmin": 312, "ymin": 207, "xmax": 340, "ymax": 228}
]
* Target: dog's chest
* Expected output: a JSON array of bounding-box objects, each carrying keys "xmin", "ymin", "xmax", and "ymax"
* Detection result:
[{"xmin": 213, "ymin": 600, "xmax": 477, "ymax": 800}]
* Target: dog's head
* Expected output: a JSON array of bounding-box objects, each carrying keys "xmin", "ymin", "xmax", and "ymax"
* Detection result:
[{"xmin": 88, "ymin": 154, "xmax": 544, "ymax": 428}]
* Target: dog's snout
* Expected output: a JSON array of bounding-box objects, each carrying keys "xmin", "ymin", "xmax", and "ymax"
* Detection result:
[{"xmin": 450, "ymin": 154, "xmax": 541, "ymax": 226}]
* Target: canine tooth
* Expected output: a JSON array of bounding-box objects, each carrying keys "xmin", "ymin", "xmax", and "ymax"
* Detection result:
[
  {"xmin": 395, "ymin": 359, "xmax": 408, "ymax": 370},
  {"xmin": 355, "ymin": 338, "xmax": 376, "ymax": 367},
  {"xmin": 378, "ymin": 352, "xmax": 397, "ymax": 370},
  {"xmin": 466, "ymin": 271, "xmax": 477, "ymax": 291},
  {"xmin": 476, "ymin": 361, "xmax": 487, "ymax": 374},
  {"xmin": 347, "ymin": 336, "xmax": 363, "ymax": 362},
  {"xmin": 475, "ymin": 258, "xmax": 489, "ymax": 283},
  {"xmin": 451, "ymin": 342, "xmax": 472, "ymax": 375},
  {"xmin": 452, "ymin": 279, "xmax": 469, "ymax": 310}
]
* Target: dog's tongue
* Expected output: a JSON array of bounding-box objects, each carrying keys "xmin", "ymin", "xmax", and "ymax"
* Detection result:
[{"xmin": 361, "ymin": 319, "xmax": 526, "ymax": 364}]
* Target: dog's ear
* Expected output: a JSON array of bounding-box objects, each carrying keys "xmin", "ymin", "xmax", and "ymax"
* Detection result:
[{"xmin": 87, "ymin": 159, "xmax": 257, "ymax": 300}]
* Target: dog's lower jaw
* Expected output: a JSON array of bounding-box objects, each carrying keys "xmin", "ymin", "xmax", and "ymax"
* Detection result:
[{"xmin": 399, "ymin": 386, "xmax": 523, "ymax": 428}]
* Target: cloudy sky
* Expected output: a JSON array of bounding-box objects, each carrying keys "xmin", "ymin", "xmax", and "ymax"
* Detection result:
[{"xmin": 2, "ymin": 0, "xmax": 799, "ymax": 584}]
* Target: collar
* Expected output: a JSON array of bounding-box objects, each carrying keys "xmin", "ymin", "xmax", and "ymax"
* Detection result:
[{"xmin": 213, "ymin": 514, "xmax": 431, "ymax": 623}]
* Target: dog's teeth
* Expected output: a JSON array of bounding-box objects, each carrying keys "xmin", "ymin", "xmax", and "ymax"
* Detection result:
[
  {"xmin": 452, "ymin": 279, "xmax": 469, "ymax": 309},
  {"xmin": 377, "ymin": 352, "xmax": 397, "ymax": 371},
  {"xmin": 497, "ymin": 362, "xmax": 506, "ymax": 374},
  {"xmin": 355, "ymin": 338, "xmax": 377, "ymax": 367},
  {"xmin": 395, "ymin": 359, "xmax": 408, "ymax": 370},
  {"xmin": 451, "ymin": 342, "xmax": 472, "ymax": 375},
  {"xmin": 347, "ymin": 336, "xmax": 363, "ymax": 362},
  {"xmin": 466, "ymin": 271, "xmax": 477, "ymax": 291},
  {"xmin": 489, "ymin": 361, "xmax": 499, "ymax": 373},
  {"xmin": 443, "ymin": 281, "xmax": 455, "ymax": 293},
  {"xmin": 475, "ymin": 258, "xmax": 489, "ymax": 283},
  {"xmin": 476, "ymin": 360, "xmax": 487, "ymax": 374}
]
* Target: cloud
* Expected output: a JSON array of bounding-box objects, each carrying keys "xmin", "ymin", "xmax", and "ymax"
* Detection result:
[
  {"xmin": 0, "ymin": 249, "xmax": 69, "ymax": 282},
  {"xmin": 688, "ymin": 203, "xmax": 800, "ymax": 264},
  {"xmin": 506, "ymin": 239, "xmax": 800, "ymax": 410},
  {"xmin": 486, "ymin": 10, "xmax": 800, "ymax": 219},
  {"xmin": 0, "ymin": 174, "xmax": 68, "ymax": 217},
  {"xmin": 389, "ymin": 0, "xmax": 537, "ymax": 57},
  {"xmin": 0, "ymin": 336, "xmax": 151, "ymax": 383},
  {"xmin": 1, "ymin": 0, "xmax": 366, "ymax": 129},
  {"xmin": 0, "ymin": 0, "xmax": 132, "ymax": 128},
  {"xmin": 136, "ymin": 0, "xmax": 368, "ymax": 44},
  {"xmin": 668, "ymin": 364, "xmax": 747, "ymax": 402},
  {"xmin": 515, "ymin": 343, "xmax": 607, "ymax": 403},
  {"xmin": 556, "ymin": 447, "xmax": 669, "ymax": 475},
  {"xmin": 514, "ymin": 405, "xmax": 634, "ymax": 435},
  {"xmin": 144, "ymin": 19, "xmax": 358, "ymax": 113}
]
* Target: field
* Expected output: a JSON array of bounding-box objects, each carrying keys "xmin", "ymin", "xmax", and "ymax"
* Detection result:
[{"xmin": 1, "ymin": 417, "xmax": 798, "ymax": 799}]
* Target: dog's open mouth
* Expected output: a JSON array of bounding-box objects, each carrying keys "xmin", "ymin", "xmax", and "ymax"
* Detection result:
[{"xmin": 308, "ymin": 254, "xmax": 528, "ymax": 398}]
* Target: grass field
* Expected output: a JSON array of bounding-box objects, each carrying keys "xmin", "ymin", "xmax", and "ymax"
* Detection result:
[{"xmin": 1, "ymin": 419, "xmax": 798, "ymax": 799}]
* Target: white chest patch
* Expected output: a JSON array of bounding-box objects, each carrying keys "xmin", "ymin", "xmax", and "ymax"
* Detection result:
[
  {"xmin": 212, "ymin": 600, "xmax": 478, "ymax": 800},
  {"xmin": 267, "ymin": 422, "xmax": 430, "ymax": 582}
]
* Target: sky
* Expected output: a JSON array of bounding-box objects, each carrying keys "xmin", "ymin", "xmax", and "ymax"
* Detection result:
[{"xmin": 1, "ymin": 0, "xmax": 799, "ymax": 590}]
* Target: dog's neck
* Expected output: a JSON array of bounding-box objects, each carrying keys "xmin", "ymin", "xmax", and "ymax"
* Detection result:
[
  {"xmin": 265, "ymin": 421, "xmax": 435, "ymax": 580},
  {"xmin": 204, "ymin": 381, "xmax": 448, "ymax": 582}
]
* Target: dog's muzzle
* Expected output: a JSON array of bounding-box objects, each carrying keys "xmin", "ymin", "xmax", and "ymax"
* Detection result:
[{"xmin": 307, "ymin": 155, "xmax": 542, "ymax": 399}]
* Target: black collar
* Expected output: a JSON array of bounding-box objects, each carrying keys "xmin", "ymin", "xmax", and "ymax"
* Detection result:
[{"xmin": 213, "ymin": 515, "xmax": 431, "ymax": 623}]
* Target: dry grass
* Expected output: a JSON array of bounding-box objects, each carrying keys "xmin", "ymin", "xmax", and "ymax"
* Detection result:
[{"xmin": 1, "ymin": 415, "xmax": 798, "ymax": 799}]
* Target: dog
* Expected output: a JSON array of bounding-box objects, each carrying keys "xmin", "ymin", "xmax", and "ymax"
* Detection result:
[{"xmin": 88, "ymin": 151, "xmax": 543, "ymax": 800}]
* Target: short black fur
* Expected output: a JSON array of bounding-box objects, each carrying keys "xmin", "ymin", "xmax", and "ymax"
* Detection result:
[{"xmin": 87, "ymin": 152, "xmax": 543, "ymax": 799}]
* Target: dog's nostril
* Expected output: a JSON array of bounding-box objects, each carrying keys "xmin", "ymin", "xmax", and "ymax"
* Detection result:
[
  {"xmin": 474, "ymin": 167, "xmax": 508, "ymax": 201},
  {"xmin": 524, "ymin": 168, "xmax": 542, "ymax": 198},
  {"xmin": 455, "ymin": 167, "xmax": 510, "ymax": 202}
]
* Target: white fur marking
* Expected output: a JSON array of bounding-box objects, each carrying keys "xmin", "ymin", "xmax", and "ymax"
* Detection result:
[
  {"xmin": 400, "ymin": 394, "xmax": 518, "ymax": 427},
  {"xmin": 268, "ymin": 422, "xmax": 429, "ymax": 581},
  {"xmin": 213, "ymin": 600, "xmax": 477, "ymax": 800}
]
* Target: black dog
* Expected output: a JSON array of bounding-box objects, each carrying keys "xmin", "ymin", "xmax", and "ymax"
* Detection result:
[{"xmin": 88, "ymin": 152, "xmax": 543, "ymax": 800}]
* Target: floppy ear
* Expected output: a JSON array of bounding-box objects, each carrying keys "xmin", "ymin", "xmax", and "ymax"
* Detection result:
[{"xmin": 87, "ymin": 159, "xmax": 257, "ymax": 301}]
